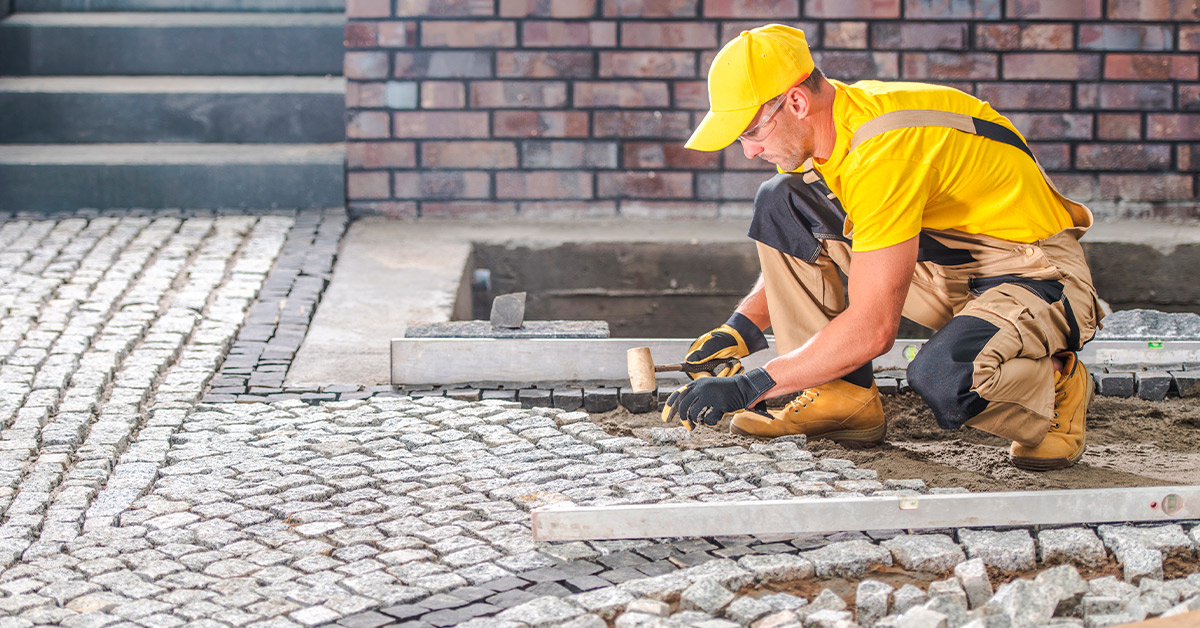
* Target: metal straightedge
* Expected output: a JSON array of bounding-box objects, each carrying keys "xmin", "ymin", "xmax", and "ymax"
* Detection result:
[
  {"xmin": 390, "ymin": 336, "xmax": 1200, "ymax": 386},
  {"xmin": 530, "ymin": 485, "xmax": 1200, "ymax": 542}
]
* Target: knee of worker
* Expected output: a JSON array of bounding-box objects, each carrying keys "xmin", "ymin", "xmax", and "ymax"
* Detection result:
[
  {"xmin": 907, "ymin": 315, "xmax": 1000, "ymax": 431},
  {"xmin": 754, "ymin": 173, "xmax": 805, "ymax": 214}
]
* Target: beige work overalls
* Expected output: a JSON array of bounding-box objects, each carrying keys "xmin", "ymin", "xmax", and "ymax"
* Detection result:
[{"xmin": 752, "ymin": 111, "xmax": 1102, "ymax": 447}]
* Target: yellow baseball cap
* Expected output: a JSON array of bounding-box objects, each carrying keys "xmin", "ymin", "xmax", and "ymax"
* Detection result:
[{"xmin": 685, "ymin": 24, "xmax": 814, "ymax": 152}]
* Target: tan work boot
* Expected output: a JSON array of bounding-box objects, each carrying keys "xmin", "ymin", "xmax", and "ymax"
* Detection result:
[
  {"xmin": 1010, "ymin": 352, "xmax": 1090, "ymax": 471},
  {"xmin": 729, "ymin": 379, "xmax": 885, "ymax": 447}
]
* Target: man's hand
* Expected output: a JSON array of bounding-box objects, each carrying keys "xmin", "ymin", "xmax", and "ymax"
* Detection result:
[
  {"xmin": 685, "ymin": 312, "xmax": 769, "ymax": 379},
  {"xmin": 662, "ymin": 368, "xmax": 776, "ymax": 430}
]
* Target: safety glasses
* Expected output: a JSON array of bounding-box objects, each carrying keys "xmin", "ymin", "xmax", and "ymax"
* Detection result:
[{"xmin": 738, "ymin": 95, "xmax": 786, "ymax": 142}]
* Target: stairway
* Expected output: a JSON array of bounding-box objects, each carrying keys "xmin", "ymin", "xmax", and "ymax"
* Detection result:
[{"xmin": 0, "ymin": 0, "xmax": 345, "ymax": 211}]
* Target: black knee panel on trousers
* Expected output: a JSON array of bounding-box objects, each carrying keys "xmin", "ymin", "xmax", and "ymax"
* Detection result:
[
  {"xmin": 907, "ymin": 315, "xmax": 997, "ymax": 430},
  {"xmin": 748, "ymin": 172, "xmax": 849, "ymax": 262}
]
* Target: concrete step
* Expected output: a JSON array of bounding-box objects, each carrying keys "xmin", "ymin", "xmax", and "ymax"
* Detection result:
[
  {"xmin": 0, "ymin": 143, "xmax": 345, "ymax": 210},
  {"xmin": 0, "ymin": 76, "xmax": 346, "ymax": 143},
  {"xmin": 0, "ymin": 12, "xmax": 344, "ymax": 75},
  {"xmin": 15, "ymin": 0, "xmax": 344, "ymax": 10}
]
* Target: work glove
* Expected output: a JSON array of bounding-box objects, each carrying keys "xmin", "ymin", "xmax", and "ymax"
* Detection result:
[
  {"xmin": 685, "ymin": 312, "xmax": 769, "ymax": 379},
  {"xmin": 662, "ymin": 367, "xmax": 776, "ymax": 431}
]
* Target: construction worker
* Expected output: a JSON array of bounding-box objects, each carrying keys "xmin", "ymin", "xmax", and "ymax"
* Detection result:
[{"xmin": 662, "ymin": 24, "xmax": 1102, "ymax": 470}]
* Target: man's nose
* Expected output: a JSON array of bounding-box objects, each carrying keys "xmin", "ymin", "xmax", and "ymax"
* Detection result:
[{"xmin": 741, "ymin": 139, "xmax": 762, "ymax": 160}]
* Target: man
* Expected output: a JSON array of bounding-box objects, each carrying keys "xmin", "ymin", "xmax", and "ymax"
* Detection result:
[{"xmin": 662, "ymin": 24, "xmax": 1102, "ymax": 470}]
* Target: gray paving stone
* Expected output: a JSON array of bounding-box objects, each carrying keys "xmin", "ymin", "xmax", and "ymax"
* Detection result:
[
  {"xmin": 957, "ymin": 529, "xmax": 1037, "ymax": 571},
  {"xmin": 802, "ymin": 540, "xmax": 893, "ymax": 578},
  {"xmin": 953, "ymin": 558, "xmax": 993, "ymax": 610},
  {"xmin": 1038, "ymin": 527, "xmax": 1108, "ymax": 567},
  {"xmin": 679, "ymin": 578, "xmax": 734, "ymax": 614},
  {"xmin": 882, "ymin": 534, "xmax": 966, "ymax": 573}
]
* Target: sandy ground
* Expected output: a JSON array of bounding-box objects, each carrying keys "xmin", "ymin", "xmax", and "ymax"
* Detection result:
[{"xmin": 591, "ymin": 393, "xmax": 1200, "ymax": 492}]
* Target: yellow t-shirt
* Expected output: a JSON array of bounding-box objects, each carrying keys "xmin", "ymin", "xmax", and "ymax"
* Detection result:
[{"xmin": 813, "ymin": 80, "xmax": 1074, "ymax": 252}]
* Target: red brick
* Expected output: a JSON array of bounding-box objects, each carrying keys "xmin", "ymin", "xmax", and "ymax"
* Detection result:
[
  {"xmin": 1183, "ymin": 26, "xmax": 1200, "ymax": 52},
  {"xmin": 825, "ymin": 22, "xmax": 868, "ymax": 49},
  {"xmin": 976, "ymin": 82, "xmax": 1071, "ymax": 110},
  {"xmin": 1147, "ymin": 114, "xmax": 1200, "ymax": 140},
  {"xmin": 1007, "ymin": 0, "xmax": 1101, "ymax": 19},
  {"xmin": 620, "ymin": 201, "xmax": 719, "ymax": 218},
  {"xmin": 493, "ymin": 111, "xmax": 590, "ymax": 137},
  {"xmin": 348, "ymin": 171, "xmax": 390, "ymax": 200},
  {"xmin": 344, "ymin": 22, "xmax": 377, "ymax": 48},
  {"xmin": 719, "ymin": 20, "xmax": 819, "ymax": 43},
  {"xmin": 1105, "ymin": 55, "xmax": 1199, "ymax": 81},
  {"xmin": 624, "ymin": 142, "xmax": 720, "ymax": 169},
  {"xmin": 496, "ymin": 171, "xmax": 594, "ymax": 199},
  {"xmin": 703, "ymin": 0, "xmax": 800, "ymax": 18},
  {"xmin": 813, "ymin": 51, "xmax": 900, "ymax": 80},
  {"xmin": 395, "ymin": 171, "xmax": 491, "ymax": 199},
  {"xmin": 396, "ymin": 0, "xmax": 495, "ymax": 16},
  {"xmin": 674, "ymin": 81, "xmax": 709, "ymax": 110},
  {"xmin": 378, "ymin": 22, "xmax": 418, "ymax": 47},
  {"xmin": 395, "ymin": 52, "xmax": 493, "ymax": 78},
  {"xmin": 422, "ymin": 21, "xmax": 516, "ymax": 48},
  {"xmin": 621, "ymin": 23, "xmax": 717, "ymax": 49},
  {"xmin": 1007, "ymin": 113, "xmax": 1093, "ymax": 140},
  {"xmin": 598, "ymin": 172, "xmax": 693, "ymax": 198},
  {"xmin": 347, "ymin": 82, "xmax": 386, "ymax": 108},
  {"xmin": 1018, "ymin": 24, "xmax": 1075, "ymax": 50},
  {"xmin": 497, "ymin": 51, "xmax": 595, "ymax": 78},
  {"xmin": 1096, "ymin": 113, "xmax": 1144, "ymax": 140},
  {"xmin": 1107, "ymin": 0, "xmax": 1197, "ymax": 20},
  {"xmin": 1051, "ymin": 173, "xmax": 1099, "ymax": 199},
  {"xmin": 574, "ymin": 82, "xmax": 670, "ymax": 108},
  {"xmin": 517, "ymin": 201, "xmax": 619, "ymax": 218},
  {"xmin": 903, "ymin": 53, "xmax": 997, "ymax": 80},
  {"xmin": 1099, "ymin": 174, "xmax": 1194, "ymax": 201},
  {"xmin": 421, "ymin": 201, "xmax": 518, "ymax": 218},
  {"xmin": 421, "ymin": 141, "xmax": 519, "ymax": 168},
  {"xmin": 697, "ymin": 172, "xmax": 766, "ymax": 200},
  {"xmin": 347, "ymin": 142, "xmax": 416, "ymax": 168},
  {"xmin": 1182, "ymin": 85, "xmax": 1200, "ymax": 111},
  {"xmin": 805, "ymin": 0, "xmax": 900, "ymax": 18},
  {"xmin": 975, "ymin": 24, "xmax": 1018, "ymax": 50},
  {"xmin": 349, "ymin": 201, "xmax": 418, "ymax": 218},
  {"xmin": 1096, "ymin": 83, "xmax": 1173, "ymax": 110},
  {"xmin": 522, "ymin": 141, "xmax": 618, "ymax": 168},
  {"xmin": 1002, "ymin": 53, "xmax": 1100, "ymax": 80},
  {"xmin": 470, "ymin": 81, "xmax": 568, "ymax": 108},
  {"xmin": 1179, "ymin": 144, "xmax": 1199, "ymax": 171},
  {"xmin": 347, "ymin": 111, "xmax": 389, "ymax": 139},
  {"xmin": 346, "ymin": 0, "xmax": 389, "ymax": 18},
  {"xmin": 593, "ymin": 111, "xmax": 694, "ymax": 138},
  {"xmin": 1076, "ymin": 143, "xmax": 1170, "ymax": 170},
  {"xmin": 904, "ymin": 0, "xmax": 1000, "ymax": 19},
  {"xmin": 1030, "ymin": 143, "xmax": 1070, "ymax": 170},
  {"xmin": 599, "ymin": 52, "xmax": 697, "ymax": 78},
  {"xmin": 1076, "ymin": 82, "xmax": 1098, "ymax": 109},
  {"xmin": 420, "ymin": 82, "xmax": 466, "ymax": 108},
  {"xmin": 500, "ymin": 0, "xmax": 598, "ymax": 17},
  {"xmin": 603, "ymin": 0, "xmax": 698, "ymax": 17},
  {"xmin": 523, "ymin": 21, "xmax": 617, "ymax": 47},
  {"xmin": 393, "ymin": 112, "xmax": 489, "ymax": 138},
  {"xmin": 344, "ymin": 52, "xmax": 389, "ymax": 80},
  {"xmin": 1079, "ymin": 25, "xmax": 1171, "ymax": 51},
  {"xmin": 872, "ymin": 23, "xmax": 966, "ymax": 50}
]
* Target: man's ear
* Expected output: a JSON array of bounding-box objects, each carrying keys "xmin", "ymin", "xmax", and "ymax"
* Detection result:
[{"xmin": 786, "ymin": 87, "xmax": 811, "ymax": 119}]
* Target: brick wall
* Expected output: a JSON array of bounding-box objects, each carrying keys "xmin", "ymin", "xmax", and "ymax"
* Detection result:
[{"xmin": 345, "ymin": 0, "xmax": 1200, "ymax": 220}]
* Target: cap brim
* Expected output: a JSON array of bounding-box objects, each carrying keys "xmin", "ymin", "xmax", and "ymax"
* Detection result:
[{"xmin": 685, "ymin": 105, "xmax": 760, "ymax": 152}]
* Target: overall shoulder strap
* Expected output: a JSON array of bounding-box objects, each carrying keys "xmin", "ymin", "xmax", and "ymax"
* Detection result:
[{"xmin": 847, "ymin": 109, "xmax": 1092, "ymax": 232}]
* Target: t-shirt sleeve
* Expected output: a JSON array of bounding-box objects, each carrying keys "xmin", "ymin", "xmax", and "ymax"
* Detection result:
[{"xmin": 842, "ymin": 156, "xmax": 938, "ymax": 252}]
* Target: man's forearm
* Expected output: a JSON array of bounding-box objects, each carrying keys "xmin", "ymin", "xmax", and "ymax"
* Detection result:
[{"xmin": 734, "ymin": 274, "xmax": 771, "ymax": 332}]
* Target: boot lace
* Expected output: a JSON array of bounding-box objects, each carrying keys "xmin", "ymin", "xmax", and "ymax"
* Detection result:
[{"xmin": 791, "ymin": 389, "xmax": 820, "ymax": 409}]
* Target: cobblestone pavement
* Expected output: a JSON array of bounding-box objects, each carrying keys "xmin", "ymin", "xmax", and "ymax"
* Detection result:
[{"xmin": 2, "ymin": 212, "xmax": 1200, "ymax": 628}]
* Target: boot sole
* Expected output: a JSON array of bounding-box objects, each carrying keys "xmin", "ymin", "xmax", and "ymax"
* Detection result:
[{"xmin": 731, "ymin": 421, "xmax": 886, "ymax": 448}]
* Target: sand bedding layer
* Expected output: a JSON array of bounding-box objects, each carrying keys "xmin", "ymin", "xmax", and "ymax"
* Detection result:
[{"xmin": 590, "ymin": 393, "xmax": 1200, "ymax": 492}]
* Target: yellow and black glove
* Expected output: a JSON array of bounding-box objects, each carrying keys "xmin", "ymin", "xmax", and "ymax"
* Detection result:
[
  {"xmin": 662, "ymin": 367, "xmax": 776, "ymax": 430},
  {"xmin": 684, "ymin": 312, "xmax": 768, "ymax": 379}
]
